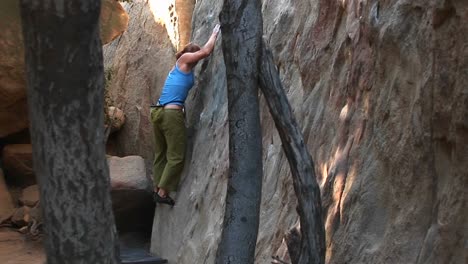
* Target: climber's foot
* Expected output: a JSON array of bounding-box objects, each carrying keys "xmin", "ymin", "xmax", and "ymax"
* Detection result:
[{"xmin": 153, "ymin": 192, "xmax": 175, "ymax": 207}]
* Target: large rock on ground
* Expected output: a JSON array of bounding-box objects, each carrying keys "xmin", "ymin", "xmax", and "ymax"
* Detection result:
[
  {"xmin": 0, "ymin": 0, "xmax": 129, "ymax": 138},
  {"xmin": 108, "ymin": 155, "xmax": 154, "ymax": 233},
  {"xmin": 109, "ymin": 155, "xmax": 149, "ymax": 189},
  {"xmin": 2, "ymin": 144, "xmax": 34, "ymax": 187},
  {"xmin": 0, "ymin": 169, "xmax": 15, "ymax": 221}
]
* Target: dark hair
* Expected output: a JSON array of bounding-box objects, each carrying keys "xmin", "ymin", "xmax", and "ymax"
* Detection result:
[{"xmin": 176, "ymin": 43, "xmax": 201, "ymax": 59}]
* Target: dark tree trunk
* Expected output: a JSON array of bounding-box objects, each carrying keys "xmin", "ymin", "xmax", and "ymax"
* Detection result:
[
  {"xmin": 215, "ymin": 1, "xmax": 263, "ymax": 263},
  {"xmin": 285, "ymin": 226, "xmax": 302, "ymax": 264},
  {"xmin": 19, "ymin": 1, "xmax": 120, "ymax": 263},
  {"xmin": 259, "ymin": 43, "xmax": 325, "ymax": 264}
]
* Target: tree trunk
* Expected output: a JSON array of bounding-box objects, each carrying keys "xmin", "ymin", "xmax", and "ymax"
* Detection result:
[
  {"xmin": 259, "ymin": 43, "xmax": 326, "ymax": 264},
  {"xmin": 19, "ymin": 1, "xmax": 120, "ymax": 263},
  {"xmin": 215, "ymin": 1, "xmax": 263, "ymax": 263}
]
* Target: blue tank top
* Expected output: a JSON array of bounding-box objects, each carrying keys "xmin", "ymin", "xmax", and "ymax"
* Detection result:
[{"xmin": 158, "ymin": 64, "xmax": 195, "ymax": 106}]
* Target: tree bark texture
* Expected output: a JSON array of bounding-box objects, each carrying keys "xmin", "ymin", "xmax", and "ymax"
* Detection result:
[
  {"xmin": 19, "ymin": 1, "xmax": 120, "ymax": 263},
  {"xmin": 259, "ymin": 43, "xmax": 325, "ymax": 264},
  {"xmin": 215, "ymin": 1, "xmax": 263, "ymax": 263},
  {"xmin": 285, "ymin": 226, "xmax": 302, "ymax": 264}
]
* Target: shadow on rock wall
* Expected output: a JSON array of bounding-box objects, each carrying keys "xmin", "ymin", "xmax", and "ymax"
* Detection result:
[{"xmin": 105, "ymin": 0, "xmax": 467, "ymax": 263}]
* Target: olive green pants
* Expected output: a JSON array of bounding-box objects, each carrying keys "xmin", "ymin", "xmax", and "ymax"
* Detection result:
[{"xmin": 150, "ymin": 107, "xmax": 186, "ymax": 192}]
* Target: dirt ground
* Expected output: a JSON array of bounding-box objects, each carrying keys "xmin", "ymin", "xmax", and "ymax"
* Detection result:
[{"xmin": 0, "ymin": 228, "xmax": 45, "ymax": 264}]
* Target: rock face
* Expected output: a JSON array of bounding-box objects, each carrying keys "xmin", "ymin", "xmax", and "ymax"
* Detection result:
[
  {"xmin": 175, "ymin": 0, "xmax": 196, "ymax": 50},
  {"xmin": 104, "ymin": 0, "xmax": 468, "ymax": 263},
  {"xmin": 0, "ymin": 1, "xmax": 28, "ymax": 138},
  {"xmin": 100, "ymin": 0, "xmax": 130, "ymax": 45},
  {"xmin": 103, "ymin": 0, "xmax": 175, "ymax": 178},
  {"xmin": 0, "ymin": 0, "xmax": 129, "ymax": 138},
  {"xmin": 259, "ymin": 1, "xmax": 468, "ymax": 263},
  {"xmin": 106, "ymin": 106, "xmax": 126, "ymax": 134}
]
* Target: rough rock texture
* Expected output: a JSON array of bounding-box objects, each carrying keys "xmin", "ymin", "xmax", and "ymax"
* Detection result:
[
  {"xmin": 0, "ymin": 0, "xmax": 128, "ymax": 138},
  {"xmin": 0, "ymin": 229, "xmax": 45, "ymax": 264},
  {"xmin": 11, "ymin": 206, "xmax": 30, "ymax": 228},
  {"xmin": 259, "ymin": 1, "xmax": 468, "ymax": 263},
  {"xmin": 19, "ymin": 185, "xmax": 39, "ymax": 207},
  {"xmin": 103, "ymin": 0, "xmax": 175, "ymax": 178},
  {"xmin": 100, "ymin": 0, "xmax": 130, "ymax": 45},
  {"xmin": 104, "ymin": 0, "xmax": 468, "ymax": 263},
  {"xmin": 176, "ymin": 0, "xmax": 196, "ymax": 50},
  {"xmin": 2, "ymin": 144, "xmax": 35, "ymax": 187},
  {"xmin": 107, "ymin": 106, "xmax": 126, "ymax": 134},
  {"xmin": 108, "ymin": 155, "xmax": 150, "ymax": 190},
  {"xmin": 0, "ymin": 0, "xmax": 28, "ymax": 138},
  {"xmin": 145, "ymin": 0, "xmax": 179, "ymax": 49}
]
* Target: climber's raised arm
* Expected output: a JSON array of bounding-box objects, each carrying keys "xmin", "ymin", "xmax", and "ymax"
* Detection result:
[{"xmin": 177, "ymin": 24, "xmax": 220, "ymax": 70}]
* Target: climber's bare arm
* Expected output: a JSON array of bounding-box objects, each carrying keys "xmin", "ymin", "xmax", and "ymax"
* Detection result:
[{"xmin": 178, "ymin": 24, "xmax": 220, "ymax": 70}]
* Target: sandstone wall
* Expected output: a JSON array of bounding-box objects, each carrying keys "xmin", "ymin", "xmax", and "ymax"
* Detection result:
[
  {"xmin": 0, "ymin": 0, "xmax": 128, "ymax": 139},
  {"xmin": 260, "ymin": 0, "xmax": 467, "ymax": 263},
  {"xmin": 103, "ymin": 1, "xmax": 175, "ymax": 177},
  {"xmin": 104, "ymin": 0, "xmax": 467, "ymax": 263},
  {"xmin": 175, "ymin": 0, "xmax": 196, "ymax": 50}
]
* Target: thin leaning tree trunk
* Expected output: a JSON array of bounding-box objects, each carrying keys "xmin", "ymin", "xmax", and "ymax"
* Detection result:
[
  {"xmin": 19, "ymin": 1, "xmax": 120, "ymax": 263},
  {"xmin": 215, "ymin": 0, "xmax": 263, "ymax": 263},
  {"xmin": 259, "ymin": 42, "xmax": 326, "ymax": 264}
]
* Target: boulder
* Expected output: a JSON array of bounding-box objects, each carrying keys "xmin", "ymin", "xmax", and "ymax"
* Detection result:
[
  {"xmin": 0, "ymin": 0, "xmax": 129, "ymax": 138},
  {"xmin": 100, "ymin": 0, "xmax": 130, "ymax": 44},
  {"xmin": 0, "ymin": 169, "xmax": 15, "ymax": 221},
  {"xmin": 11, "ymin": 206, "xmax": 30, "ymax": 228},
  {"xmin": 108, "ymin": 156, "xmax": 154, "ymax": 233},
  {"xmin": 108, "ymin": 155, "xmax": 150, "ymax": 190},
  {"xmin": 20, "ymin": 185, "xmax": 39, "ymax": 207},
  {"xmin": 2, "ymin": 144, "xmax": 35, "ymax": 187}
]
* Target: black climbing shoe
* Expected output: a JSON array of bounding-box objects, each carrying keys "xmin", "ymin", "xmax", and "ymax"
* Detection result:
[{"xmin": 153, "ymin": 192, "xmax": 175, "ymax": 207}]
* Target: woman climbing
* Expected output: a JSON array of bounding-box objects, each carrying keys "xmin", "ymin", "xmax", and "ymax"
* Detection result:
[{"xmin": 151, "ymin": 24, "xmax": 221, "ymax": 206}]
